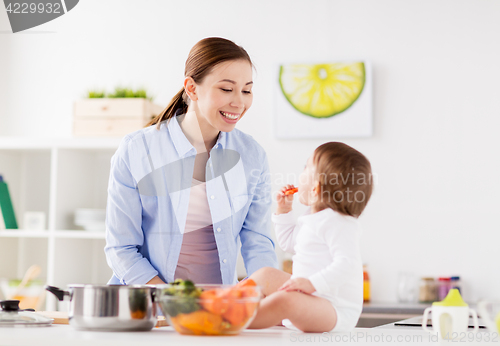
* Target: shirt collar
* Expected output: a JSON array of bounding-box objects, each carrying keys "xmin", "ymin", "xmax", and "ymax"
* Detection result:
[
  {"xmin": 214, "ymin": 129, "xmax": 227, "ymax": 150},
  {"xmin": 166, "ymin": 110, "xmax": 227, "ymax": 157},
  {"xmin": 166, "ymin": 113, "xmax": 194, "ymax": 158}
]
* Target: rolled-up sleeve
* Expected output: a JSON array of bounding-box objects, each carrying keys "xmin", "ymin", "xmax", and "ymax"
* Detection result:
[
  {"xmin": 239, "ymin": 152, "xmax": 278, "ymax": 276},
  {"xmin": 104, "ymin": 138, "xmax": 159, "ymax": 285}
]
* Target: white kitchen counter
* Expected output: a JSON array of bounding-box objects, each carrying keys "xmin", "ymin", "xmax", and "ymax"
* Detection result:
[{"xmin": 1, "ymin": 323, "xmax": 497, "ymax": 346}]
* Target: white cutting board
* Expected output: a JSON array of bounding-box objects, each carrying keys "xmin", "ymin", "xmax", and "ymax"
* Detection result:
[{"xmin": 38, "ymin": 311, "xmax": 169, "ymax": 327}]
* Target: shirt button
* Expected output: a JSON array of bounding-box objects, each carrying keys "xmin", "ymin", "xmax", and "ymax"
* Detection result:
[
  {"xmin": 210, "ymin": 195, "xmax": 215, "ymax": 200},
  {"xmin": 217, "ymin": 227, "xmax": 221, "ymax": 232},
  {"xmin": 223, "ymin": 259, "xmax": 227, "ymax": 263}
]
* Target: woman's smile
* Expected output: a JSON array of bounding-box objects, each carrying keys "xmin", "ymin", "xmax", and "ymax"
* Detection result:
[{"xmin": 220, "ymin": 110, "xmax": 241, "ymax": 122}]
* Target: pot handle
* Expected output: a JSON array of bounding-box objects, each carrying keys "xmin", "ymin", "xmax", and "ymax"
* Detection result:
[{"xmin": 45, "ymin": 285, "xmax": 70, "ymax": 301}]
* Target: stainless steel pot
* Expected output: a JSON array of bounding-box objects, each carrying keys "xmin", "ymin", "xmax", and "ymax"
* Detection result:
[{"xmin": 46, "ymin": 284, "xmax": 157, "ymax": 331}]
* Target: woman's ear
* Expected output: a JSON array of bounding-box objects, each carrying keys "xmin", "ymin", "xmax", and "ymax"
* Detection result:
[{"xmin": 184, "ymin": 77, "xmax": 198, "ymax": 101}]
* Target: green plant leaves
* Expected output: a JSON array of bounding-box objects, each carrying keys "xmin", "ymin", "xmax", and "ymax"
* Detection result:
[{"xmin": 86, "ymin": 87, "xmax": 153, "ymax": 100}]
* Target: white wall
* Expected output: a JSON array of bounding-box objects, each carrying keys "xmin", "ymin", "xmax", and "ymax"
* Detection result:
[{"xmin": 1, "ymin": 0, "xmax": 499, "ymax": 302}]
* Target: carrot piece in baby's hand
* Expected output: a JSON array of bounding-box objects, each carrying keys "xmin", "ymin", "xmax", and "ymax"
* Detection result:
[{"xmin": 284, "ymin": 187, "xmax": 298, "ymax": 195}]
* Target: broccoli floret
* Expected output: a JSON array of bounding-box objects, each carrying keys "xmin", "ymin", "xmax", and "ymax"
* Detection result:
[
  {"xmin": 159, "ymin": 279, "xmax": 202, "ymax": 317},
  {"xmin": 164, "ymin": 279, "xmax": 202, "ymax": 297}
]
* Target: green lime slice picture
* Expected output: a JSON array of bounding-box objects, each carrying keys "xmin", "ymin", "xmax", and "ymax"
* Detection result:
[{"xmin": 279, "ymin": 62, "xmax": 366, "ymax": 118}]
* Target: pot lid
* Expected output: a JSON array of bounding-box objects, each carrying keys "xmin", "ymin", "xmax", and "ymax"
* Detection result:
[{"xmin": 0, "ymin": 300, "xmax": 53, "ymax": 327}]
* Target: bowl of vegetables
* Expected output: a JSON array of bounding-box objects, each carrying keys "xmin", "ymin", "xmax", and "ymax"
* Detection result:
[{"xmin": 156, "ymin": 279, "xmax": 261, "ymax": 335}]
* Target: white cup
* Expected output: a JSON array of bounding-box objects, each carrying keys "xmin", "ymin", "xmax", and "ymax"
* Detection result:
[
  {"xmin": 477, "ymin": 300, "xmax": 500, "ymax": 333},
  {"xmin": 422, "ymin": 306, "xmax": 479, "ymax": 340}
]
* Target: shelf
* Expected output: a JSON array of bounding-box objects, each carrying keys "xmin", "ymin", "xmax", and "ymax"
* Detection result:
[
  {"xmin": 0, "ymin": 230, "xmax": 50, "ymax": 238},
  {"xmin": 0, "ymin": 140, "xmax": 117, "ymax": 310},
  {"xmin": 0, "ymin": 137, "xmax": 122, "ymax": 150},
  {"xmin": 0, "ymin": 230, "xmax": 106, "ymax": 239},
  {"xmin": 53, "ymin": 230, "xmax": 106, "ymax": 239}
]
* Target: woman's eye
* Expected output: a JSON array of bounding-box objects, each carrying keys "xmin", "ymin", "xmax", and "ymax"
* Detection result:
[{"xmin": 220, "ymin": 88, "xmax": 251, "ymax": 94}]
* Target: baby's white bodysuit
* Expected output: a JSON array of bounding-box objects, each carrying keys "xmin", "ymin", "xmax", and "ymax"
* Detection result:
[{"xmin": 272, "ymin": 207, "xmax": 363, "ymax": 332}]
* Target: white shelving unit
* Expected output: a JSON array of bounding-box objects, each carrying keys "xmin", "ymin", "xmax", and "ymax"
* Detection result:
[{"xmin": 0, "ymin": 137, "xmax": 122, "ymax": 310}]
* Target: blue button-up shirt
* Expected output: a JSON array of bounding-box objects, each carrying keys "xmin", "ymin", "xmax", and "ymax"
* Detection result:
[{"xmin": 104, "ymin": 115, "xmax": 278, "ymax": 285}]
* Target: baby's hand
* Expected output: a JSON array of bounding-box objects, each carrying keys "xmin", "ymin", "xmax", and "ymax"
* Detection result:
[
  {"xmin": 278, "ymin": 277, "xmax": 316, "ymax": 295},
  {"xmin": 276, "ymin": 184, "xmax": 296, "ymax": 215}
]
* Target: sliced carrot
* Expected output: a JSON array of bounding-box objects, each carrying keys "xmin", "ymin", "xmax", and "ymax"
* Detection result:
[
  {"xmin": 175, "ymin": 310, "xmax": 223, "ymax": 335},
  {"xmin": 197, "ymin": 280, "xmax": 260, "ymax": 328},
  {"xmin": 200, "ymin": 288, "xmax": 229, "ymax": 315},
  {"xmin": 235, "ymin": 278, "xmax": 257, "ymax": 288},
  {"xmin": 238, "ymin": 286, "xmax": 259, "ymax": 318},
  {"xmin": 222, "ymin": 301, "xmax": 247, "ymax": 326},
  {"xmin": 284, "ymin": 187, "xmax": 298, "ymax": 195},
  {"xmin": 170, "ymin": 316, "xmax": 193, "ymax": 335},
  {"xmin": 239, "ymin": 286, "xmax": 259, "ymax": 297}
]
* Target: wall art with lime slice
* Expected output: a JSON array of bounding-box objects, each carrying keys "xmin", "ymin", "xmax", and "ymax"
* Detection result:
[{"xmin": 279, "ymin": 62, "xmax": 365, "ymax": 118}]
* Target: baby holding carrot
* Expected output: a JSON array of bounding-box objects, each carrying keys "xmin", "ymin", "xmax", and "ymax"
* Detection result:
[{"xmin": 248, "ymin": 142, "xmax": 373, "ymax": 332}]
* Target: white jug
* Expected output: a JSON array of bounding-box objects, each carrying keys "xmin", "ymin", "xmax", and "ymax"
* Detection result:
[
  {"xmin": 477, "ymin": 300, "xmax": 500, "ymax": 333},
  {"xmin": 422, "ymin": 289, "xmax": 479, "ymax": 340}
]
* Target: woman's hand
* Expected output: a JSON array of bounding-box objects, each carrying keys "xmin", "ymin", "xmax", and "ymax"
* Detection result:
[
  {"xmin": 278, "ymin": 277, "xmax": 316, "ymax": 294},
  {"xmin": 276, "ymin": 184, "xmax": 296, "ymax": 215}
]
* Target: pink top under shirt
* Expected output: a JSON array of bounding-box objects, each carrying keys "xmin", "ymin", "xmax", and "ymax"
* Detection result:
[{"xmin": 174, "ymin": 178, "xmax": 222, "ymax": 284}]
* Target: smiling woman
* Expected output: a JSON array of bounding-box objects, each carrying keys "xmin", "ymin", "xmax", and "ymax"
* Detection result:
[
  {"xmin": 104, "ymin": 37, "xmax": 278, "ymax": 286},
  {"xmin": 181, "ymin": 59, "xmax": 254, "ymax": 134}
]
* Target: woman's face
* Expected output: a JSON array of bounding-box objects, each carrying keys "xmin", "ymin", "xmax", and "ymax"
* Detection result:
[{"xmin": 189, "ymin": 59, "xmax": 253, "ymax": 133}]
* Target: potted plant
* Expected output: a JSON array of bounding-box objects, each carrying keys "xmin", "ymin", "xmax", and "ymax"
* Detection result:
[{"xmin": 73, "ymin": 87, "xmax": 164, "ymax": 137}]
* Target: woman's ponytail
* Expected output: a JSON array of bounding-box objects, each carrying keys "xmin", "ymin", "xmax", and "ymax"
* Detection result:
[{"xmin": 146, "ymin": 87, "xmax": 188, "ymax": 129}]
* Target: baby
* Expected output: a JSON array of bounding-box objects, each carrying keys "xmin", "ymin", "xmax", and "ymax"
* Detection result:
[{"xmin": 248, "ymin": 142, "xmax": 373, "ymax": 332}]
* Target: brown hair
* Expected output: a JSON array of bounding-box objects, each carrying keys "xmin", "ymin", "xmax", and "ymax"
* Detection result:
[
  {"xmin": 147, "ymin": 37, "xmax": 253, "ymax": 129},
  {"xmin": 313, "ymin": 142, "xmax": 373, "ymax": 218}
]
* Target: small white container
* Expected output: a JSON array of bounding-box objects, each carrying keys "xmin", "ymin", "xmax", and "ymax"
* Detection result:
[
  {"xmin": 23, "ymin": 212, "xmax": 46, "ymax": 231},
  {"xmin": 74, "ymin": 209, "xmax": 106, "ymax": 232},
  {"xmin": 477, "ymin": 300, "xmax": 500, "ymax": 333}
]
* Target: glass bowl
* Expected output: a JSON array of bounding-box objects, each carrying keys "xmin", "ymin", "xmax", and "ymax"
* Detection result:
[{"xmin": 156, "ymin": 281, "xmax": 261, "ymax": 335}]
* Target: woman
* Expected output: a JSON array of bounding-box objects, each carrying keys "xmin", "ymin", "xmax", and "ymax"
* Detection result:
[{"xmin": 104, "ymin": 37, "xmax": 278, "ymax": 285}]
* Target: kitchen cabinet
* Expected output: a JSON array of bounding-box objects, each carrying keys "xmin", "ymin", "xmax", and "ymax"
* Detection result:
[{"xmin": 0, "ymin": 137, "xmax": 121, "ymax": 310}]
